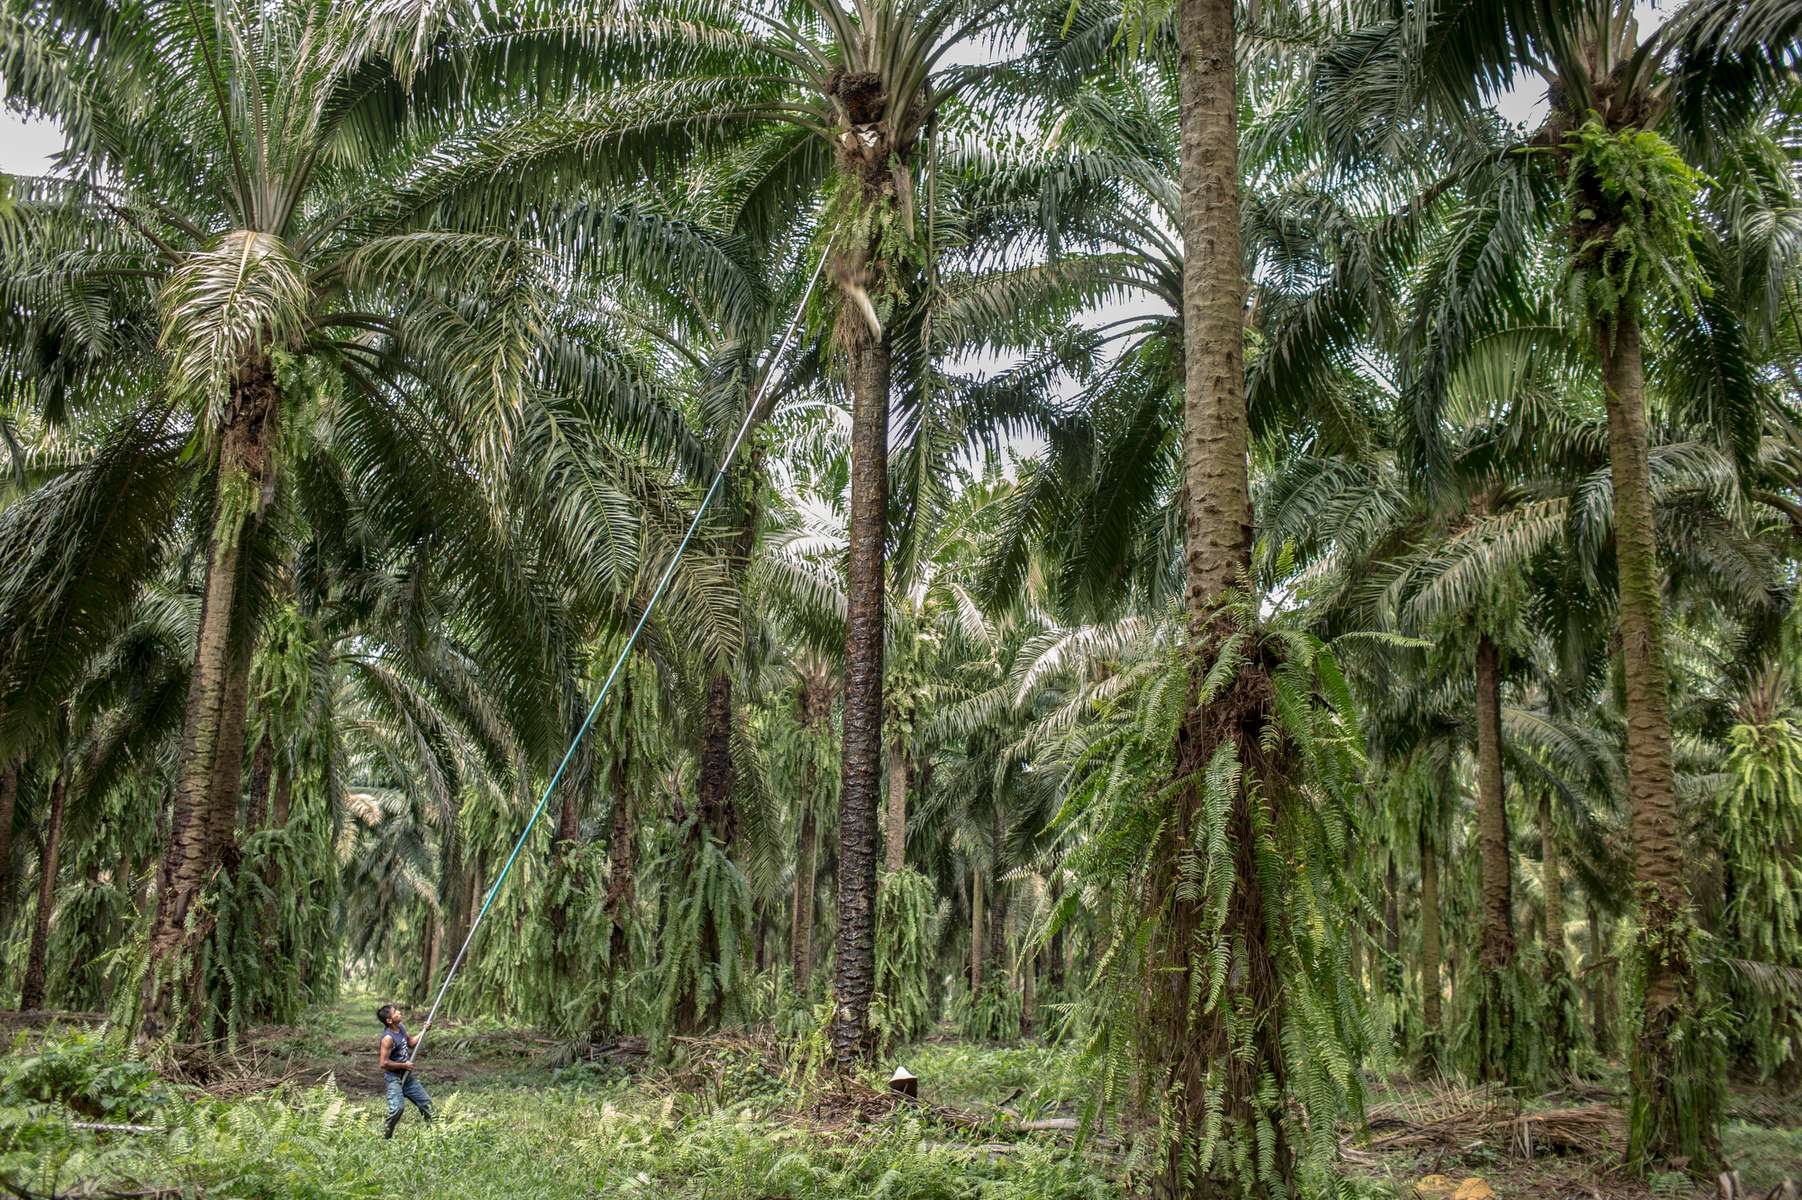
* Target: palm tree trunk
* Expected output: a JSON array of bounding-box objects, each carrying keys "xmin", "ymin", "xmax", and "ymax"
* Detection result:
[
  {"xmin": 1384, "ymin": 853, "xmax": 1401, "ymax": 972},
  {"xmin": 830, "ymin": 317, "xmax": 889, "ymax": 1067},
  {"xmin": 245, "ymin": 733, "xmax": 273, "ymax": 833},
  {"xmin": 1021, "ymin": 945, "xmax": 1036, "ymax": 1036},
  {"xmin": 556, "ymin": 787, "xmax": 581, "ymax": 851},
  {"xmin": 791, "ymin": 794, "xmax": 818, "ymax": 992},
  {"xmin": 205, "ymin": 642, "xmax": 255, "ymax": 871},
  {"xmin": 884, "ymin": 744, "xmax": 907, "ymax": 872},
  {"xmin": 791, "ymin": 670, "xmax": 830, "ymax": 992},
  {"xmin": 988, "ymin": 803, "xmax": 1007, "ymax": 983},
  {"xmin": 1538, "ymin": 788, "xmax": 1577, "ymax": 1071},
  {"xmin": 549, "ymin": 771, "xmax": 584, "ymax": 990},
  {"xmin": 0, "ymin": 761, "xmax": 17, "ymax": 920},
  {"xmin": 679, "ymin": 671, "xmax": 737, "ymax": 1033},
  {"xmin": 1602, "ymin": 311, "xmax": 1716, "ymax": 1167},
  {"xmin": 697, "ymin": 672, "xmax": 737, "ymax": 845},
  {"xmin": 970, "ymin": 865, "xmax": 984, "ymax": 994},
  {"xmin": 1419, "ymin": 818, "xmax": 1442, "ymax": 1070},
  {"xmin": 1474, "ymin": 633, "xmax": 1516, "ymax": 1082},
  {"xmin": 20, "ymin": 772, "xmax": 66, "ymax": 1012},
  {"xmin": 144, "ymin": 362, "xmax": 279, "ymax": 1033},
  {"xmin": 1587, "ymin": 899, "xmax": 1611, "ymax": 1055},
  {"xmin": 271, "ymin": 768, "xmax": 291, "ymax": 830},
  {"xmin": 419, "ymin": 912, "xmax": 442, "ymax": 1006},
  {"xmin": 1159, "ymin": 0, "xmax": 1289, "ymax": 1191},
  {"xmin": 602, "ymin": 706, "xmax": 638, "ymax": 1034},
  {"xmin": 1539, "ymin": 791, "xmax": 1564, "ymax": 966}
]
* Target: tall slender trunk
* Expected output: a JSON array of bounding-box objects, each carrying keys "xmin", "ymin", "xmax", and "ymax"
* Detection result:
[
  {"xmin": 605, "ymin": 766, "xmax": 636, "ymax": 967},
  {"xmin": 271, "ymin": 768, "xmax": 291, "ymax": 830},
  {"xmin": 1602, "ymin": 311, "xmax": 1715, "ymax": 1167},
  {"xmin": 1021, "ymin": 945, "xmax": 1036, "ymax": 1036},
  {"xmin": 970, "ymin": 865, "xmax": 984, "ymax": 994},
  {"xmin": 441, "ymin": 830, "xmax": 470, "ymax": 966},
  {"xmin": 245, "ymin": 733, "xmax": 273, "ymax": 833},
  {"xmin": 205, "ymin": 643, "xmax": 254, "ymax": 871},
  {"xmin": 988, "ymin": 803, "xmax": 1007, "ymax": 983},
  {"xmin": 1475, "ymin": 637, "xmax": 1513, "ymax": 970},
  {"xmin": 1157, "ymin": 0, "xmax": 1287, "ymax": 1190},
  {"xmin": 1419, "ymin": 818, "xmax": 1442, "ymax": 1071},
  {"xmin": 1384, "ymin": 853, "xmax": 1401, "ymax": 973},
  {"xmin": 884, "ymin": 744, "xmax": 907, "ymax": 872},
  {"xmin": 144, "ymin": 363, "xmax": 279, "ymax": 1033},
  {"xmin": 697, "ymin": 672, "xmax": 737, "ymax": 846},
  {"xmin": 830, "ymin": 314, "xmax": 889, "ymax": 1066},
  {"xmin": 791, "ymin": 794, "xmax": 818, "ymax": 992},
  {"xmin": 549, "ymin": 769, "xmax": 584, "ymax": 987},
  {"xmin": 1539, "ymin": 791, "xmax": 1564, "ymax": 966},
  {"xmin": 601, "ymin": 698, "xmax": 637, "ymax": 1035},
  {"xmin": 791, "ymin": 670, "xmax": 830, "ymax": 992},
  {"xmin": 419, "ymin": 912, "xmax": 442, "ymax": 1006},
  {"xmin": 679, "ymin": 671, "xmax": 737, "ymax": 1033},
  {"xmin": 556, "ymin": 788, "xmax": 581, "ymax": 850},
  {"xmin": 0, "ymin": 761, "xmax": 17, "ymax": 920},
  {"xmin": 1587, "ymin": 899, "xmax": 1611, "ymax": 1055},
  {"xmin": 20, "ymin": 772, "xmax": 66, "ymax": 1011},
  {"xmin": 1474, "ymin": 633, "xmax": 1517, "ymax": 1082},
  {"xmin": 1538, "ymin": 788, "xmax": 1576, "ymax": 1071}
]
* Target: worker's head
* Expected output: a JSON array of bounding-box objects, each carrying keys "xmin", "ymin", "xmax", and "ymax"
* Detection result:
[{"xmin": 377, "ymin": 1003, "xmax": 399, "ymax": 1027}]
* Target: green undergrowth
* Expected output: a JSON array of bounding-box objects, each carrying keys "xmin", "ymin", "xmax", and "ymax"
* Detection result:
[{"xmin": 2, "ymin": 1029, "xmax": 1117, "ymax": 1200}]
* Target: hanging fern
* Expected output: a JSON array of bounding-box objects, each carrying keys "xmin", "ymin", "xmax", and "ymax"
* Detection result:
[
  {"xmin": 649, "ymin": 815, "xmax": 753, "ymax": 1051},
  {"xmin": 872, "ymin": 866, "xmax": 938, "ymax": 1049},
  {"xmin": 1718, "ymin": 716, "xmax": 1802, "ymax": 1084},
  {"xmin": 1053, "ymin": 594, "xmax": 1367, "ymax": 1196}
]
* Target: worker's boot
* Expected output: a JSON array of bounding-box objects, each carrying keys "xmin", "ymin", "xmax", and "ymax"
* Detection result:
[
  {"xmin": 419, "ymin": 1106, "xmax": 434, "ymax": 1124},
  {"xmin": 383, "ymin": 1110, "xmax": 402, "ymax": 1139}
]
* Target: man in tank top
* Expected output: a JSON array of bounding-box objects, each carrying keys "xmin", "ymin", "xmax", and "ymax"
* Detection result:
[{"xmin": 377, "ymin": 1002, "xmax": 433, "ymax": 1138}]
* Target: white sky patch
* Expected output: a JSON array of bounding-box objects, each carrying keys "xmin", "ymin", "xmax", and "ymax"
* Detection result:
[{"xmin": 0, "ymin": 110, "xmax": 62, "ymax": 175}]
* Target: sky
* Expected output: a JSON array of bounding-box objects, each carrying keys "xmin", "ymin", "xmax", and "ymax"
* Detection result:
[
  {"xmin": 0, "ymin": 109, "xmax": 58, "ymax": 175},
  {"xmin": 0, "ymin": 1, "xmax": 1675, "ymax": 176}
]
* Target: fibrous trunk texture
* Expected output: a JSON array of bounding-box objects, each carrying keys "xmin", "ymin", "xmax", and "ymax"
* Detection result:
[
  {"xmin": 1588, "ymin": 900, "xmax": 1612, "ymax": 1055},
  {"xmin": 791, "ymin": 800, "xmax": 818, "ymax": 991},
  {"xmin": 1474, "ymin": 633, "xmax": 1517, "ymax": 1083},
  {"xmin": 144, "ymin": 361, "xmax": 279, "ymax": 1035},
  {"xmin": 1420, "ymin": 819, "xmax": 1443, "ymax": 1070},
  {"xmin": 20, "ymin": 771, "xmax": 66, "ymax": 1011},
  {"xmin": 830, "ymin": 317, "xmax": 890, "ymax": 1067},
  {"xmin": 605, "ymin": 721, "xmax": 637, "ymax": 997},
  {"xmin": 1539, "ymin": 791, "xmax": 1564, "ymax": 966},
  {"xmin": 1602, "ymin": 312, "xmax": 1717, "ymax": 1168},
  {"xmin": 969, "ymin": 866, "xmax": 984, "ymax": 995},
  {"xmin": 884, "ymin": 744, "xmax": 907, "ymax": 872},
  {"xmin": 791, "ymin": 674, "xmax": 829, "ymax": 992},
  {"xmin": 1154, "ymin": 0, "xmax": 1290, "ymax": 1192},
  {"xmin": 1539, "ymin": 788, "xmax": 1577, "ymax": 1072},
  {"xmin": 0, "ymin": 761, "xmax": 17, "ymax": 920},
  {"xmin": 245, "ymin": 733, "xmax": 273, "ymax": 833},
  {"xmin": 677, "ymin": 670, "xmax": 738, "ymax": 1034}
]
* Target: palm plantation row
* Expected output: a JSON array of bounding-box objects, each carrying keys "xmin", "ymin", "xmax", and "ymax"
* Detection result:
[{"xmin": 2, "ymin": 0, "xmax": 1800, "ymax": 1194}]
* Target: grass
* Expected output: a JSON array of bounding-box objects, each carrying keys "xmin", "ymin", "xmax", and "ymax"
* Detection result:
[
  {"xmin": 1, "ymin": 1009, "xmax": 1118, "ymax": 1200},
  {"xmin": 3, "ymin": 1004, "xmax": 1798, "ymax": 1200}
]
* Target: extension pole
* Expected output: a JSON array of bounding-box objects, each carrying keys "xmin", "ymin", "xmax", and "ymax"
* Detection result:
[{"xmin": 410, "ymin": 240, "xmax": 834, "ymax": 1059}]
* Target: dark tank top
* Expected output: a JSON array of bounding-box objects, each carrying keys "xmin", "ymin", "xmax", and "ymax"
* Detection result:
[{"xmin": 383, "ymin": 1022, "xmax": 412, "ymax": 1070}]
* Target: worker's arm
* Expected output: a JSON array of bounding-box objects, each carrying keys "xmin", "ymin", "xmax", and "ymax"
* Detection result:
[
  {"xmin": 407, "ymin": 1029, "xmax": 421, "ymax": 1049},
  {"xmin": 379, "ymin": 1033, "xmax": 409, "ymax": 1071}
]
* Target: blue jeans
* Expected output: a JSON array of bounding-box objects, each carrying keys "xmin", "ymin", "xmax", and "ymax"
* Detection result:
[{"xmin": 385, "ymin": 1070, "xmax": 431, "ymax": 1118}]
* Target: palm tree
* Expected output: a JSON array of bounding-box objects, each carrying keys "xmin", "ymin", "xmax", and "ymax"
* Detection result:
[
  {"xmin": 1299, "ymin": 0, "xmax": 1802, "ymax": 1166},
  {"xmin": 0, "ymin": 0, "xmax": 513, "ymax": 1029}
]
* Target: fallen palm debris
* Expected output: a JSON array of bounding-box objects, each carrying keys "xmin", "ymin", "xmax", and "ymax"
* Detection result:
[{"xmin": 1347, "ymin": 1087, "xmax": 1624, "ymax": 1165}]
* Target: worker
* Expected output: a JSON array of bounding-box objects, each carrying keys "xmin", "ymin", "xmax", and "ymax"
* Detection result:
[{"xmin": 376, "ymin": 1002, "xmax": 433, "ymax": 1138}]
